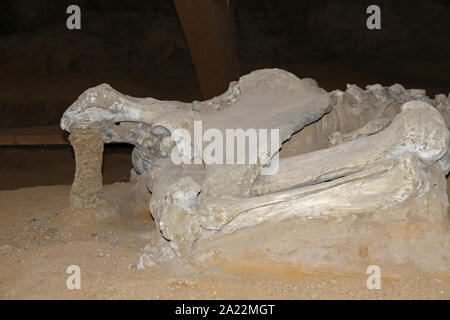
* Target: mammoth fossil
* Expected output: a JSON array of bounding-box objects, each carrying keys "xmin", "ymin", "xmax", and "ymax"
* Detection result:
[{"xmin": 61, "ymin": 69, "xmax": 450, "ymax": 257}]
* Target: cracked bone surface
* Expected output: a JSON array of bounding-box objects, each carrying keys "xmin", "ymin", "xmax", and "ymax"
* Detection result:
[
  {"xmin": 149, "ymin": 101, "xmax": 449, "ymax": 254},
  {"xmin": 61, "ymin": 69, "xmax": 331, "ymax": 235},
  {"xmin": 227, "ymin": 101, "xmax": 449, "ymax": 231},
  {"xmin": 281, "ymin": 82, "xmax": 450, "ymax": 157},
  {"xmin": 61, "ymin": 69, "xmax": 450, "ymax": 267}
]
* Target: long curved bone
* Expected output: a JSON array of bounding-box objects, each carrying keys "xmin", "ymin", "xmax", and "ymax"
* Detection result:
[
  {"xmin": 153, "ymin": 101, "xmax": 449, "ymax": 255},
  {"xmin": 281, "ymin": 82, "xmax": 450, "ymax": 157},
  {"xmin": 222, "ymin": 101, "xmax": 450, "ymax": 232},
  {"xmin": 253, "ymin": 101, "xmax": 449, "ymax": 196}
]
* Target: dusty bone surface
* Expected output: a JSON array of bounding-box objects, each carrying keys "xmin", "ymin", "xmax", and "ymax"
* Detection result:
[
  {"xmin": 61, "ymin": 69, "xmax": 450, "ymax": 270},
  {"xmin": 282, "ymin": 82, "xmax": 450, "ymax": 157}
]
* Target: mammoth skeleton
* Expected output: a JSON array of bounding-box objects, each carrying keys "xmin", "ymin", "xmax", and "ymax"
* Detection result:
[{"xmin": 61, "ymin": 69, "xmax": 450, "ymax": 256}]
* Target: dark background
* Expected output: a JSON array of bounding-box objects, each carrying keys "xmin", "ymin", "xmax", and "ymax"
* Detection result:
[
  {"xmin": 1, "ymin": 0, "xmax": 449, "ymax": 128},
  {"xmin": 0, "ymin": 0, "xmax": 449, "ymax": 189}
]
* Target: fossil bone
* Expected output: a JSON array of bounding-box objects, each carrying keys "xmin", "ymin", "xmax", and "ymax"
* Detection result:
[
  {"xmin": 60, "ymin": 69, "xmax": 450, "ymax": 259},
  {"xmin": 61, "ymin": 69, "xmax": 331, "ymax": 175},
  {"xmin": 281, "ymin": 82, "xmax": 450, "ymax": 157},
  {"xmin": 150, "ymin": 101, "xmax": 449, "ymax": 254}
]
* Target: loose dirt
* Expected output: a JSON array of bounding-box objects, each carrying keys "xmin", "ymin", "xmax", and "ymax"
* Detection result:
[{"xmin": 0, "ymin": 183, "xmax": 448, "ymax": 300}]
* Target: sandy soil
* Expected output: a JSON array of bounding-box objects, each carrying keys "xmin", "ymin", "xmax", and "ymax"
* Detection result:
[{"xmin": 0, "ymin": 183, "xmax": 448, "ymax": 300}]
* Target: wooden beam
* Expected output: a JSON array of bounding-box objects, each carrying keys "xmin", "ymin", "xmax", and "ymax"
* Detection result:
[
  {"xmin": 0, "ymin": 126, "xmax": 68, "ymax": 146},
  {"xmin": 173, "ymin": 0, "xmax": 239, "ymax": 99}
]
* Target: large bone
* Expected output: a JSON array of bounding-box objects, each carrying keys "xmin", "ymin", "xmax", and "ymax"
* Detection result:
[
  {"xmin": 61, "ymin": 70, "xmax": 330, "ymax": 170},
  {"xmin": 223, "ymin": 155, "xmax": 425, "ymax": 233},
  {"xmin": 200, "ymin": 101, "xmax": 449, "ymax": 227},
  {"xmin": 157, "ymin": 101, "xmax": 449, "ymax": 254},
  {"xmin": 253, "ymin": 101, "xmax": 449, "ymax": 196},
  {"xmin": 60, "ymin": 68, "xmax": 450, "ymax": 258},
  {"xmin": 60, "ymin": 84, "xmax": 191, "ymax": 132},
  {"xmin": 229, "ymin": 101, "xmax": 448, "ymax": 227},
  {"xmin": 281, "ymin": 83, "xmax": 450, "ymax": 157},
  {"xmin": 62, "ymin": 69, "xmax": 331, "ymax": 224}
]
